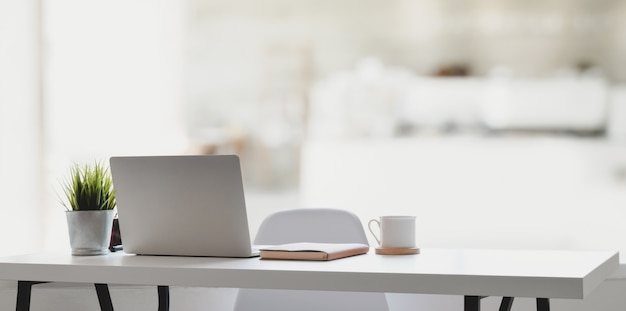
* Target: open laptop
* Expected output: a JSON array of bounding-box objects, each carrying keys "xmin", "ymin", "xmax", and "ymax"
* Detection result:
[{"xmin": 109, "ymin": 155, "xmax": 259, "ymax": 257}]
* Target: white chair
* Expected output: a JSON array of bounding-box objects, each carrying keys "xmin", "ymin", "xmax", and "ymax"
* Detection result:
[{"xmin": 233, "ymin": 208, "xmax": 389, "ymax": 311}]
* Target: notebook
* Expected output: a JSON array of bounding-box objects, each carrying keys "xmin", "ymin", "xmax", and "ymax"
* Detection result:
[
  {"xmin": 109, "ymin": 155, "xmax": 260, "ymax": 257},
  {"xmin": 259, "ymin": 242, "xmax": 369, "ymax": 261}
]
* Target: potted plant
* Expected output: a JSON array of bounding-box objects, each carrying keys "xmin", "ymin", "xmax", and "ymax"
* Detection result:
[{"xmin": 60, "ymin": 161, "xmax": 116, "ymax": 255}]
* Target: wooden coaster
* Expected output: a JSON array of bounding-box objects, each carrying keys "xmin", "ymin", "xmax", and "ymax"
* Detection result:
[{"xmin": 375, "ymin": 247, "xmax": 420, "ymax": 255}]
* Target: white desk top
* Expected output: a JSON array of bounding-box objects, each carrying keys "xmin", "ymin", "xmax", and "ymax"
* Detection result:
[{"xmin": 0, "ymin": 248, "xmax": 618, "ymax": 299}]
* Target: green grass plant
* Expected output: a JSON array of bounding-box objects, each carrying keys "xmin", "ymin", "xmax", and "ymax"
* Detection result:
[{"xmin": 61, "ymin": 161, "xmax": 116, "ymax": 211}]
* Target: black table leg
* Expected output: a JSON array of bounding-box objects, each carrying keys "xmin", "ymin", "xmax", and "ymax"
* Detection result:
[
  {"xmin": 94, "ymin": 284, "xmax": 114, "ymax": 311},
  {"xmin": 499, "ymin": 297, "xmax": 514, "ymax": 311},
  {"xmin": 16, "ymin": 281, "xmax": 48, "ymax": 311},
  {"xmin": 157, "ymin": 286, "xmax": 169, "ymax": 311},
  {"xmin": 16, "ymin": 281, "xmax": 34, "ymax": 311},
  {"xmin": 464, "ymin": 295, "xmax": 482, "ymax": 311},
  {"xmin": 537, "ymin": 298, "xmax": 550, "ymax": 311},
  {"xmin": 466, "ymin": 295, "xmax": 518, "ymax": 311}
]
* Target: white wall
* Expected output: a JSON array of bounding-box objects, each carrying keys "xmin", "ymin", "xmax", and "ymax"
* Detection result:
[
  {"xmin": 41, "ymin": 0, "xmax": 188, "ymax": 251},
  {"xmin": 0, "ymin": 0, "xmax": 44, "ymax": 256},
  {"xmin": 0, "ymin": 0, "xmax": 190, "ymax": 256},
  {"xmin": 300, "ymin": 137, "xmax": 626, "ymax": 311},
  {"xmin": 301, "ymin": 137, "xmax": 626, "ymax": 254}
]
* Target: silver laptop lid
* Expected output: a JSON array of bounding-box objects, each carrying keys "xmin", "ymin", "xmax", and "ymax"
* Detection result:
[{"xmin": 109, "ymin": 155, "xmax": 255, "ymax": 257}]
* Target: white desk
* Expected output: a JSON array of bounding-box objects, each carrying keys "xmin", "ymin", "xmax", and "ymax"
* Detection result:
[{"xmin": 0, "ymin": 248, "xmax": 618, "ymax": 311}]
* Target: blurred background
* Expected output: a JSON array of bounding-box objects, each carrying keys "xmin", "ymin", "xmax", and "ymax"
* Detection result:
[
  {"xmin": 2, "ymin": 0, "xmax": 626, "ymax": 259},
  {"xmin": 4, "ymin": 0, "xmax": 626, "ymax": 310}
]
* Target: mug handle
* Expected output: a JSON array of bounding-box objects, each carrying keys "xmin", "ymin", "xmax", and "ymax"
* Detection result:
[{"xmin": 367, "ymin": 219, "xmax": 381, "ymax": 246}]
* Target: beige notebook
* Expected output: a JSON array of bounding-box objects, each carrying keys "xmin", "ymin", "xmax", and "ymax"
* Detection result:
[{"xmin": 260, "ymin": 242, "xmax": 369, "ymax": 261}]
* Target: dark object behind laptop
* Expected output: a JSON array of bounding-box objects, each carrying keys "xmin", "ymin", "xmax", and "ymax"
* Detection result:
[{"xmin": 109, "ymin": 217, "xmax": 122, "ymax": 252}]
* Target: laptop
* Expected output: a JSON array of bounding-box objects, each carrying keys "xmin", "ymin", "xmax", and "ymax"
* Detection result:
[{"xmin": 109, "ymin": 155, "xmax": 259, "ymax": 257}]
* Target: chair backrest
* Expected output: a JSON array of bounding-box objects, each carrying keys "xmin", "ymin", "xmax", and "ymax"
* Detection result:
[
  {"xmin": 253, "ymin": 208, "xmax": 369, "ymax": 245},
  {"xmin": 235, "ymin": 208, "xmax": 387, "ymax": 311}
]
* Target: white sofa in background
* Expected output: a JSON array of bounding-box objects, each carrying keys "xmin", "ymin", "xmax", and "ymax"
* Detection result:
[{"xmin": 309, "ymin": 74, "xmax": 614, "ymax": 139}]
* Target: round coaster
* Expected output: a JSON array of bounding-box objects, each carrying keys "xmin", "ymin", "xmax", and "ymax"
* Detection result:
[{"xmin": 375, "ymin": 247, "xmax": 420, "ymax": 255}]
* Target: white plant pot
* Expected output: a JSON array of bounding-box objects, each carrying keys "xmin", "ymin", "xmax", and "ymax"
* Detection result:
[{"xmin": 66, "ymin": 210, "xmax": 115, "ymax": 256}]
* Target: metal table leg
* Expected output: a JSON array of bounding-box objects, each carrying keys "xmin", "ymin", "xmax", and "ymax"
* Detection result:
[
  {"xmin": 94, "ymin": 283, "xmax": 114, "ymax": 311},
  {"xmin": 537, "ymin": 298, "xmax": 550, "ymax": 311},
  {"xmin": 499, "ymin": 297, "xmax": 514, "ymax": 311},
  {"xmin": 16, "ymin": 281, "xmax": 114, "ymax": 311},
  {"xmin": 464, "ymin": 295, "xmax": 482, "ymax": 311},
  {"xmin": 465, "ymin": 295, "xmax": 548, "ymax": 311},
  {"xmin": 16, "ymin": 281, "xmax": 47, "ymax": 311},
  {"xmin": 158, "ymin": 286, "xmax": 169, "ymax": 311}
]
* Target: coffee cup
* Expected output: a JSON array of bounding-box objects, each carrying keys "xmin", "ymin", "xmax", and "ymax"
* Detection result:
[{"xmin": 368, "ymin": 216, "xmax": 416, "ymax": 249}]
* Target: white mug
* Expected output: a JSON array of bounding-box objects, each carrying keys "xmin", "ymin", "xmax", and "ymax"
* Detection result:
[{"xmin": 368, "ymin": 216, "xmax": 416, "ymax": 248}]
